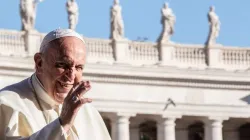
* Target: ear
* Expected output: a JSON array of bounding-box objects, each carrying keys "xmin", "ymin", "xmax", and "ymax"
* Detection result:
[{"xmin": 34, "ymin": 53, "xmax": 43, "ymax": 74}]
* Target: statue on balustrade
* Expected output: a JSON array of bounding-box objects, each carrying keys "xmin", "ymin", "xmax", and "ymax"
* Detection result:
[
  {"xmin": 157, "ymin": 3, "xmax": 176, "ymax": 43},
  {"xmin": 66, "ymin": 0, "xmax": 79, "ymax": 30},
  {"xmin": 206, "ymin": 6, "xmax": 221, "ymax": 46},
  {"xmin": 19, "ymin": 0, "xmax": 42, "ymax": 31},
  {"xmin": 110, "ymin": 0, "xmax": 125, "ymax": 40}
]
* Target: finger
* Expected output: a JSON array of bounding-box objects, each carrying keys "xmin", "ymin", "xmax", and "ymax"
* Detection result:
[
  {"xmin": 70, "ymin": 81, "xmax": 84, "ymax": 95},
  {"xmin": 75, "ymin": 98, "xmax": 92, "ymax": 109},
  {"xmin": 66, "ymin": 81, "xmax": 85, "ymax": 101},
  {"xmin": 65, "ymin": 83, "xmax": 78, "ymax": 98},
  {"xmin": 64, "ymin": 86, "xmax": 75, "ymax": 101},
  {"xmin": 84, "ymin": 81, "xmax": 90, "ymax": 87},
  {"xmin": 76, "ymin": 85, "xmax": 91, "ymax": 99},
  {"xmin": 70, "ymin": 81, "xmax": 91, "ymax": 98},
  {"xmin": 65, "ymin": 81, "xmax": 83, "ymax": 100},
  {"xmin": 66, "ymin": 84, "xmax": 90, "ymax": 103}
]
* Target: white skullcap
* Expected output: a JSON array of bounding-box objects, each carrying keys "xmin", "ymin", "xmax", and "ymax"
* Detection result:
[{"xmin": 40, "ymin": 28, "xmax": 85, "ymax": 52}]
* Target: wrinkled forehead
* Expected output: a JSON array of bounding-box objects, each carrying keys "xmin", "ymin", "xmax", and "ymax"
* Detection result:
[{"xmin": 44, "ymin": 37, "xmax": 86, "ymax": 62}]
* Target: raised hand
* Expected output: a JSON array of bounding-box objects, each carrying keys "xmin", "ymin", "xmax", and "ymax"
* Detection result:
[{"xmin": 59, "ymin": 81, "xmax": 92, "ymax": 133}]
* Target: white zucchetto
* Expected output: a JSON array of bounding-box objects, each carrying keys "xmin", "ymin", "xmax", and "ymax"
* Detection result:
[{"xmin": 40, "ymin": 28, "xmax": 85, "ymax": 52}]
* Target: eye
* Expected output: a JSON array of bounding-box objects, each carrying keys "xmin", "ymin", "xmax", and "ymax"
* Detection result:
[
  {"xmin": 55, "ymin": 62, "xmax": 67, "ymax": 68},
  {"xmin": 75, "ymin": 65, "xmax": 83, "ymax": 71}
]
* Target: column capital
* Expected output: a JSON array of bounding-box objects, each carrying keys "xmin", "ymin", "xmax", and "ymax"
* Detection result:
[
  {"xmin": 206, "ymin": 116, "xmax": 229, "ymax": 121},
  {"xmin": 162, "ymin": 113, "xmax": 182, "ymax": 120},
  {"xmin": 157, "ymin": 116, "xmax": 179, "ymax": 127},
  {"xmin": 157, "ymin": 118, "xmax": 176, "ymax": 127},
  {"xmin": 117, "ymin": 112, "xmax": 136, "ymax": 117},
  {"xmin": 114, "ymin": 112, "xmax": 136, "ymax": 122},
  {"xmin": 203, "ymin": 116, "xmax": 228, "ymax": 128},
  {"xmin": 101, "ymin": 112, "xmax": 136, "ymax": 122}
]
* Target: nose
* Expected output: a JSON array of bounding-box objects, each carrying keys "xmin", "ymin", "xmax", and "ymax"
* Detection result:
[{"xmin": 65, "ymin": 67, "xmax": 76, "ymax": 81}]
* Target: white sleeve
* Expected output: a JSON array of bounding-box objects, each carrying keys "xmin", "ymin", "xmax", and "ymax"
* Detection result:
[
  {"xmin": 0, "ymin": 104, "xmax": 67, "ymax": 140},
  {"xmin": 25, "ymin": 119, "xmax": 66, "ymax": 140}
]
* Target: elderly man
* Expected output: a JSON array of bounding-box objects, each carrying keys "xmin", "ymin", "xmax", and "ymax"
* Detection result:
[{"xmin": 0, "ymin": 29, "xmax": 111, "ymax": 139}]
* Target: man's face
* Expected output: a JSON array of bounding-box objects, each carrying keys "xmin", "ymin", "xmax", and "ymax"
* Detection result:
[{"xmin": 35, "ymin": 37, "xmax": 86, "ymax": 104}]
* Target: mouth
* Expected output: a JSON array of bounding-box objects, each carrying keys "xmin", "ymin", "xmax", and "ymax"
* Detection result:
[
  {"xmin": 57, "ymin": 81, "xmax": 74, "ymax": 88},
  {"xmin": 54, "ymin": 81, "xmax": 74, "ymax": 103},
  {"xmin": 55, "ymin": 80, "xmax": 74, "ymax": 94}
]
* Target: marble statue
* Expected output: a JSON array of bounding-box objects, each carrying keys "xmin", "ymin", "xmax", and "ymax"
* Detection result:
[
  {"xmin": 206, "ymin": 6, "xmax": 221, "ymax": 46},
  {"xmin": 20, "ymin": 0, "xmax": 42, "ymax": 31},
  {"xmin": 158, "ymin": 3, "xmax": 176, "ymax": 43},
  {"xmin": 66, "ymin": 0, "xmax": 79, "ymax": 30},
  {"xmin": 110, "ymin": 0, "xmax": 125, "ymax": 40}
]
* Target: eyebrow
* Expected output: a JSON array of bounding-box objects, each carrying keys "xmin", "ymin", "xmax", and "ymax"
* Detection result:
[
  {"xmin": 54, "ymin": 60, "xmax": 84, "ymax": 68},
  {"xmin": 56, "ymin": 56, "xmax": 73, "ymax": 63},
  {"xmin": 76, "ymin": 64, "xmax": 85, "ymax": 67},
  {"xmin": 56, "ymin": 59, "xmax": 71, "ymax": 63}
]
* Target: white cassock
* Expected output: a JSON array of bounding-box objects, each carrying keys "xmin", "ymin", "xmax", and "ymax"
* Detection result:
[{"xmin": 0, "ymin": 74, "xmax": 112, "ymax": 140}]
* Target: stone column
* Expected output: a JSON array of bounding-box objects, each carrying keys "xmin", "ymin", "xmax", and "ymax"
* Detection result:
[
  {"xmin": 24, "ymin": 30, "xmax": 41, "ymax": 56},
  {"xmin": 110, "ymin": 113, "xmax": 136, "ymax": 140},
  {"xmin": 112, "ymin": 39, "xmax": 129, "ymax": 64},
  {"xmin": 116, "ymin": 115, "xmax": 130, "ymax": 140},
  {"xmin": 204, "ymin": 118, "xmax": 225, "ymax": 140},
  {"xmin": 158, "ymin": 43, "xmax": 175, "ymax": 66},
  {"xmin": 157, "ymin": 117, "xmax": 176, "ymax": 140}
]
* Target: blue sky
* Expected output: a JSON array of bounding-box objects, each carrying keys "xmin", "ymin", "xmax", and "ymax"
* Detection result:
[{"xmin": 1, "ymin": 0, "xmax": 250, "ymax": 47}]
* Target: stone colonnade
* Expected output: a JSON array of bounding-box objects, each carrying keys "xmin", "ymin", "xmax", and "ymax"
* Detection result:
[{"xmin": 101, "ymin": 113, "xmax": 237, "ymax": 140}]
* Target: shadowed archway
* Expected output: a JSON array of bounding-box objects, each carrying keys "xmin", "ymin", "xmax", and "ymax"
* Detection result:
[
  {"xmin": 139, "ymin": 120, "xmax": 157, "ymax": 140},
  {"xmin": 239, "ymin": 123, "xmax": 250, "ymax": 140},
  {"xmin": 188, "ymin": 122, "xmax": 204, "ymax": 140}
]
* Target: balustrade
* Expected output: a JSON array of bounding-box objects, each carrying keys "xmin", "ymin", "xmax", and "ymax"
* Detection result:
[
  {"xmin": 174, "ymin": 44, "xmax": 206, "ymax": 67},
  {"xmin": 84, "ymin": 38, "xmax": 114, "ymax": 63},
  {"xmin": 222, "ymin": 47, "xmax": 250, "ymax": 68},
  {"xmin": 128, "ymin": 41, "xmax": 159, "ymax": 65},
  {"xmin": 1, "ymin": 30, "xmax": 250, "ymax": 70},
  {"xmin": 0, "ymin": 29, "xmax": 26, "ymax": 56}
]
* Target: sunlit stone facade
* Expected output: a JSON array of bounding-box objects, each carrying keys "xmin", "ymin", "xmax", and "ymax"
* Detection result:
[{"xmin": 1, "ymin": 29, "xmax": 250, "ymax": 140}]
